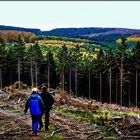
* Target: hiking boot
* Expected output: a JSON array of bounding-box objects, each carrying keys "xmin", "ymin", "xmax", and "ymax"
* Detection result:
[
  {"xmin": 34, "ymin": 133, "xmax": 38, "ymax": 136},
  {"xmin": 30, "ymin": 132, "xmax": 38, "ymax": 136}
]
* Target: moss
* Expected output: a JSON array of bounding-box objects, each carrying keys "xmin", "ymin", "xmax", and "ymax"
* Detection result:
[
  {"xmin": 56, "ymin": 107, "xmax": 119, "ymax": 139},
  {"xmin": 42, "ymin": 133, "xmax": 64, "ymax": 140},
  {"xmin": 96, "ymin": 109, "xmax": 139, "ymax": 117},
  {"xmin": 104, "ymin": 136, "xmax": 118, "ymax": 140},
  {"xmin": 48, "ymin": 124, "xmax": 56, "ymax": 131},
  {"xmin": 56, "ymin": 106, "xmax": 140, "ymax": 140},
  {"xmin": 40, "ymin": 123, "xmax": 64, "ymax": 140}
]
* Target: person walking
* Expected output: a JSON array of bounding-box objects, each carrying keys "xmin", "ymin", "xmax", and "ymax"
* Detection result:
[
  {"xmin": 24, "ymin": 88, "xmax": 45, "ymax": 136},
  {"xmin": 39, "ymin": 86, "xmax": 54, "ymax": 131}
]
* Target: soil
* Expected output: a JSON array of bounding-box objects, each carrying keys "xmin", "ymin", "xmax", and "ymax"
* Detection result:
[{"xmin": 0, "ymin": 90, "xmax": 102, "ymax": 140}]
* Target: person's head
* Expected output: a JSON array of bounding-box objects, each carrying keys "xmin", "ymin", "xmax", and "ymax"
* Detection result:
[
  {"xmin": 41, "ymin": 86, "xmax": 47, "ymax": 92},
  {"xmin": 31, "ymin": 87, "xmax": 38, "ymax": 94},
  {"xmin": 37, "ymin": 86, "xmax": 42, "ymax": 92}
]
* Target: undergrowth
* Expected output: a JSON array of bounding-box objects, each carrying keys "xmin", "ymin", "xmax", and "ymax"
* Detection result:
[{"xmin": 56, "ymin": 106, "xmax": 139, "ymax": 139}]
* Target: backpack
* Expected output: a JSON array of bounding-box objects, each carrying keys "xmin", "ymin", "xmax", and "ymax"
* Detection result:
[{"xmin": 29, "ymin": 95, "xmax": 42, "ymax": 115}]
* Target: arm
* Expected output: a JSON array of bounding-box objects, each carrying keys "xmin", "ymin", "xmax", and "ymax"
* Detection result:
[
  {"xmin": 24, "ymin": 97, "xmax": 30, "ymax": 114},
  {"xmin": 50, "ymin": 94, "xmax": 54, "ymax": 105},
  {"xmin": 38, "ymin": 96, "xmax": 45, "ymax": 114}
]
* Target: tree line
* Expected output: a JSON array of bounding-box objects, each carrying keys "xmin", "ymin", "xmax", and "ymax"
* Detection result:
[{"xmin": 0, "ymin": 35, "xmax": 140, "ymax": 107}]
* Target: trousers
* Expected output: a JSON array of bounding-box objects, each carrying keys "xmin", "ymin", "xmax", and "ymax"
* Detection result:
[
  {"xmin": 40, "ymin": 110, "xmax": 50, "ymax": 130},
  {"xmin": 31, "ymin": 115, "xmax": 41, "ymax": 133}
]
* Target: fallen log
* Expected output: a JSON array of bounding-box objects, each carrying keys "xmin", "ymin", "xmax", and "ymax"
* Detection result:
[
  {"xmin": 120, "ymin": 135, "xmax": 140, "ymax": 139},
  {"xmin": 125, "ymin": 116, "xmax": 140, "ymax": 128},
  {"xmin": 0, "ymin": 132, "xmax": 21, "ymax": 135},
  {"xmin": 114, "ymin": 127, "xmax": 123, "ymax": 136},
  {"xmin": 50, "ymin": 129, "xmax": 62, "ymax": 137}
]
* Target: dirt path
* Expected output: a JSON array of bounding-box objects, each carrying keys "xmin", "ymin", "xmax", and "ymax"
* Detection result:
[
  {"xmin": 0, "ymin": 91, "xmax": 46, "ymax": 140},
  {"xmin": 51, "ymin": 110, "xmax": 102, "ymax": 139},
  {"xmin": 0, "ymin": 109, "xmax": 32, "ymax": 140},
  {"xmin": 0, "ymin": 91, "xmax": 103, "ymax": 140}
]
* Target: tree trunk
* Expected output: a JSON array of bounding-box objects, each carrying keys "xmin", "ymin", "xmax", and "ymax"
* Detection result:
[
  {"xmin": 0, "ymin": 68, "xmax": 2, "ymax": 90},
  {"xmin": 60, "ymin": 66, "xmax": 64, "ymax": 92},
  {"xmin": 116, "ymin": 74, "xmax": 118, "ymax": 104},
  {"xmin": 120, "ymin": 57, "xmax": 123, "ymax": 106},
  {"xmin": 109, "ymin": 64, "xmax": 112, "ymax": 104},
  {"xmin": 136, "ymin": 69, "xmax": 138, "ymax": 107},
  {"xmin": 35, "ymin": 62, "xmax": 38, "ymax": 87},
  {"xmin": 10, "ymin": 70, "xmax": 12, "ymax": 85},
  {"xmin": 128, "ymin": 83, "xmax": 131, "ymax": 107},
  {"xmin": 48, "ymin": 59, "xmax": 50, "ymax": 92},
  {"xmin": 89, "ymin": 69, "xmax": 91, "ymax": 99},
  {"xmin": 75, "ymin": 66, "xmax": 78, "ymax": 96},
  {"xmin": 100, "ymin": 70, "xmax": 102, "ymax": 102},
  {"xmin": 69, "ymin": 67, "xmax": 71, "ymax": 95},
  {"xmin": 30, "ymin": 61, "xmax": 34, "ymax": 87},
  {"xmin": 62, "ymin": 67, "xmax": 64, "ymax": 92},
  {"xmin": 18, "ymin": 59, "xmax": 21, "ymax": 90}
]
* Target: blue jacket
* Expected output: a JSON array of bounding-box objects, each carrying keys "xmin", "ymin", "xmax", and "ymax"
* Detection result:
[{"xmin": 24, "ymin": 92, "xmax": 45, "ymax": 115}]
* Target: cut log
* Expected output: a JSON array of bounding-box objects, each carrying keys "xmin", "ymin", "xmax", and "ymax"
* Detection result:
[{"xmin": 125, "ymin": 116, "xmax": 140, "ymax": 129}]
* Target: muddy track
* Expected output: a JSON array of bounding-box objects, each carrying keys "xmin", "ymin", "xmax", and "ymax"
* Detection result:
[
  {"xmin": 51, "ymin": 111, "xmax": 102, "ymax": 139},
  {"xmin": 0, "ymin": 91, "xmax": 103, "ymax": 140},
  {"xmin": 0, "ymin": 109, "xmax": 32, "ymax": 140}
]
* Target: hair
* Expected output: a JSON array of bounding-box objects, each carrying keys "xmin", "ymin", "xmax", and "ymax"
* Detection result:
[
  {"xmin": 32, "ymin": 87, "xmax": 38, "ymax": 92},
  {"xmin": 37, "ymin": 86, "xmax": 42, "ymax": 90},
  {"xmin": 41, "ymin": 86, "xmax": 47, "ymax": 91}
]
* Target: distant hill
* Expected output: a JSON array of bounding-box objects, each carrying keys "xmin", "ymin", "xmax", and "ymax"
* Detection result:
[
  {"xmin": 43, "ymin": 27, "xmax": 140, "ymax": 47},
  {"xmin": 43, "ymin": 27, "xmax": 140, "ymax": 37},
  {"xmin": 0, "ymin": 25, "xmax": 42, "ymax": 35},
  {"xmin": 1, "ymin": 25, "xmax": 140, "ymax": 47}
]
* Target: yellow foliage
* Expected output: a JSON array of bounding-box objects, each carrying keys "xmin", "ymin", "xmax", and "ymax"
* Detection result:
[
  {"xmin": 95, "ymin": 48, "xmax": 100, "ymax": 52},
  {"xmin": 42, "ymin": 51, "xmax": 48, "ymax": 56},
  {"xmin": 38, "ymin": 39, "xmax": 86, "ymax": 48},
  {"xmin": 80, "ymin": 51, "xmax": 97, "ymax": 60},
  {"xmin": 127, "ymin": 36, "xmax": 140, "ymax": 42},
  {"xmin": 117, "ymin": 35, "xmax": 140, "ymax": 43},
  {"xmin": 116, "ymin": 39, "xmax": 122, "ymax": 44},
  {"xmin": 91, "ymin": 54, "xmax": 97, "ymax": 60}
]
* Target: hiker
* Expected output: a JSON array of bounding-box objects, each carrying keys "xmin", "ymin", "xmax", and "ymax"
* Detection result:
[
  {"xmin": 37, "ymin": 86, "xmax": 42, "ymax": 95},
  {"xmin": 24, "ymin": 88, "xmax": 45, "ymax": 136},
  {"xmin": 39, "ymin": 86, "xmax": 54, "ymax": 131}
]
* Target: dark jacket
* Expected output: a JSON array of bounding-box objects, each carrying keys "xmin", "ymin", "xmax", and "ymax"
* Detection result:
[
  {"xmin": 24, "ymin": 92, "xmax": 45, "ymax": 115},
  {"xmin": 40, "ymin": 91, "xmax": 54, "ymax": 111}
]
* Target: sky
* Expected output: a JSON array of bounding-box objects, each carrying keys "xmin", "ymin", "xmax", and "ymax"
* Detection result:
[{"xmin": 0, "ymin": 1, "xmax": 140, "ymax": 31}]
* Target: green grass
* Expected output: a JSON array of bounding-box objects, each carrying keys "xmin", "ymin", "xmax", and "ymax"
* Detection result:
[
  {"xmin": 40, "ymin": 124, "xmax": 64, "ymax": 140},
  {"xmin": 55, "ymin": 106, "xmax": 139, "ymax": 139},
  {"xmin": 2, "ymin": 105, "xmax": 21, "ymax": 113},
  {"xmin": 96, "ymin": 108, "xmax": 139, "ymax": 118}
]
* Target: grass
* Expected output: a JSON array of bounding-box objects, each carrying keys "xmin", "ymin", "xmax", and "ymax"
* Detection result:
[
  {"xmin": 40, "ymin": 123, "xmax": 64, "ymax": 140},
  {"xmin": 55, "ymin": 106, "xmax": 139, "ymax": 139},
  {"xmin": 96, "ymin": 108, "xmax": 139, "ymax": 117}
]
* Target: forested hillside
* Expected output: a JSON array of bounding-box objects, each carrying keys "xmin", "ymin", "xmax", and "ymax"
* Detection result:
[
  {"xmin": 0, "ymin": 25, "xmax": 41, "ymax": 35},
  {"xmin": 1, "ymin": 25, "xmax": 140, "ymax": 47},
  {"xmin": 0, "ymin": 30, "xmax": 140, "ymax": 107},
  {"xmin": 44, "ymin": 28, "xmax": 140, "ymax": 47},
  {"xmin": 0, "ymin": 28, "xmax": 140, "ymax": 140},
  {"xmin": 43, "ymin": 27, "xmax": 140, "ymax": 38},
  {"xmin": 0, "ymin": 30, "xmax": 36, "ymax": 43}
]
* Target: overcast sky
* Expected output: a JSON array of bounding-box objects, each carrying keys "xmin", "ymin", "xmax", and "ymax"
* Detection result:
[{"xmin": 0, "ymin": 1, "xmax": 140, "ymax": 31}]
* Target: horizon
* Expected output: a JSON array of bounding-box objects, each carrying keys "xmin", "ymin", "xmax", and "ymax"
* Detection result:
[
  {"xmin": 1, "ymin": 24, "xmax": 140, "ymax": 32},
  {"xmin": 0, "ymin": 1, "xmax": 140, "ymax": 31}
]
